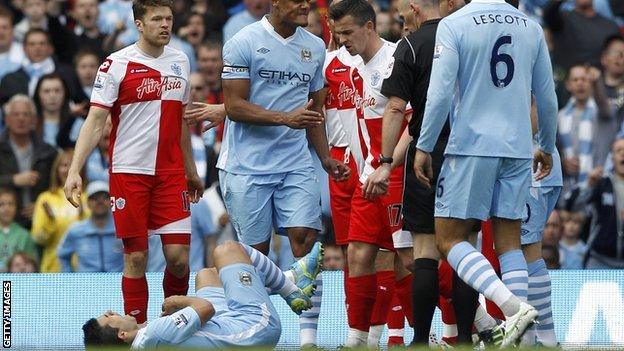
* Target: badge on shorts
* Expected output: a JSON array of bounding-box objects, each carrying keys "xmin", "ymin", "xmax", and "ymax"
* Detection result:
[
  {"xmin": 174, "ymin": 313, "xmax": 188, "ymax": 328},
  {"xmin": 238, "ymin": 272, "xmax": 252, "ymax": 286},
  {"xmin": 115, "ymin": 197, "xmax": 126, "ymax": 210}
]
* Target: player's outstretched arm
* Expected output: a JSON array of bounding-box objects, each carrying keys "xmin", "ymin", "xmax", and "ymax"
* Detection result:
[
  {"xmin": 532, "ymin": 29, "xmax": 558, "ymax": 160},
  {"xmin": 306, "ymin": 89, "xmax": 351, "ymax": 181},
  {"xmin": 64, "ymin": 106, "xmax": 109, "ymax": 207},
  {"xmin": 184, "ymin": 102, "xmax": 226, "ymax": 132},
  {"xmin": 161, "ymin": 296, "xmax": 215, "ymax": 325},
  {"xmin": 181, "ymin": 121, "xmax": 204, "ymax": 203},
  {"xmin": 223, "ymin": 79, "xmax": 324, "ymax": 128}
]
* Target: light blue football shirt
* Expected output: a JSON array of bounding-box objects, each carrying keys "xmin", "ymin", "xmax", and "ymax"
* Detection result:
[
  {"xmin": 417, "ymin": 0, "xmax": 558, "ymax": 159},
  {"xmin": 217, "ymin": 16, "xmax": 326, "ymax": 175}
]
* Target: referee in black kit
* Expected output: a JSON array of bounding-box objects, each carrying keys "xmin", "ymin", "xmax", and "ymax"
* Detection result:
[{"xmin": 364, "ymin": 0, "xmax": 478, "ymax": 345}]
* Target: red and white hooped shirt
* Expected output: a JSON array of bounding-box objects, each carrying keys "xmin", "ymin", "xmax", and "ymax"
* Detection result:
[{"xmin": 91, "ymin": 44, "xmax": 191, "ymax": 176}]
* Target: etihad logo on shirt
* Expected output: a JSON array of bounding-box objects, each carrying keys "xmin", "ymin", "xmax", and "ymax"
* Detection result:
[
  {"xmin": 258, "ymin": 69, "xmax": 311, "ymax": 86},
  {"xmin": 136, "ymin": 77, "xmax": 182, "ymax": 99}
]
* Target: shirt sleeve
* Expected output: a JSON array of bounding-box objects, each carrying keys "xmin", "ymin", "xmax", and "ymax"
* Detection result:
[
  {"xmin": 416, "ymin": 20, "xmax": 459, "ymax": 153},
  {"xmin": 222, "ymin": 35, "xmax": 251, "ymax": 80},
  {"xmin": 310, "ymin": 48, "xmax": 326, "ymax": 93},
  {"xmin": 145, "ymin": 307, "xmax": 202, "ymax": 344},
  {"xmin": 90, "ymin": 57, "xmax": 120, "ymax": 109},
  {"xmin": 182, "ymin": 56, "xmax": 192, "ymax": 105},
  {"xmin": 531, "ymin": 29, "xmax": 558, "ymax": 155},
  {"xmin": 381, "ymin": 39, "xmax": 415, "ymax": 102}
]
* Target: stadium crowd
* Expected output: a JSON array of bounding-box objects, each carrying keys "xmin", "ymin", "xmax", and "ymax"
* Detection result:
[{"xmin": 0, "ymin": 0, "xmax": 621, "ymax": 276}]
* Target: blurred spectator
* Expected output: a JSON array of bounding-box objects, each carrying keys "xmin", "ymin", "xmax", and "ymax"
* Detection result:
[
  {"xmin": 0, "ymin": 187, "xmax": 37, "ymax": 271},
  {"xmin": 175, "ymin": 0, "xmax": 227, "ymax": 40},
  {"xmin": 597, "ymin": 35, "xmax": 624, "ymax": 128},
  {"xmin": 0, "ymin": 6, "xmax": 25, "ymax": 81},
  {"xmin": 0, "ymin": 28, "xmax": 82, "ymax": 105},
  {"xmin": 323, "ymin": 244, "xmax": 345, "ymax": 270},
  {"xmin": 13, "ymin": 0, "xmax": 75, "ymax": 64},
  {"xmin": 543, "ymin": 209, "xmax": 563, "ymax": 246},
  {"xmin": 542, "ymin": 244, "xmax": 561, "ymax": 269},
  {"xmin": 73, "ymin": 49, "xmax": 99, "ymax": 103},
  {"xmin": 558, "ymin": 65, "xmax": 605, "ymax": 188},
  {"xmin": 544, "ymin": 0, "xmax": 620, "ymax": 71},
  {"xmin": 33, "ymin": 73, "xmax": 71, "ymax": 147},
  {"xmin": 7, "ymin": 251, "xmax": 38, "ymax": 272},
  {"xmin": 306, "ymin": 9, "xmax": 323, "ymax": 38},
  {"xmin": 85, "ymin": 116, "xmax": 111, "ymax": 183},
  {"xmin": 190, "ymin": 197, "xmax": 216, "ymax": 270},
  {"xmin": 0, "ymin": 94, "xmax": 57, "ymax": 228},
  {"xmin": 196, "ymin": 40, "xmax": 225, "ymax": 153},
  {"xmin": 68, "ymin": 0, "xmax": 115, "ymax": 60},
  {"xmin": 376, "ymin": 10, "xmax": 395, "ymax": 41},
  {"xmin": 559, "ymin": 210, "xmax": 588, "ymax": 269},
  {"xmin": 177, "ymin": 12, "xmax": 206, "ymax": 51},
  {"xmin": 31, "ymin": 149, "xmax": 88, "ymax": 272},
  {"xmin": 574, "ymin": 136, "xmax": 624, "ymax": 268},
  {"xmin": 97, "ymin": 0, "xmax": 139, "ymax": 50},
  {"xmin": 57, "ymin": 181, "xmax": 122, "ymax": 272},
  {"xmin": 222, "ymin": 0, "xmax": 270, "ymax": 43}
]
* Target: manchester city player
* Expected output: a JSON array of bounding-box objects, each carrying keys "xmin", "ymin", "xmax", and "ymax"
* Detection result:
[
  {"xmin": 218, "ymin": 0, "xmax": 350, "ymax": 346},
  {"xmin": 413, "ymin": 0, "xmax": 558, "ymax": 346},
  {"xmin": 83, "ymin": 241, "xmax": 323, "ymax": 348}
]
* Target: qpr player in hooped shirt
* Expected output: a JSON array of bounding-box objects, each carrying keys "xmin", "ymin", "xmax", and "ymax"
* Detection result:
[{"xmin": 64, "ymin": 0, "xmax": 204, "ymax": 325}]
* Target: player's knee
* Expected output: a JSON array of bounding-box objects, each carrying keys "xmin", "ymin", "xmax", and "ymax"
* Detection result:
[
  {"xmin": 124, "ymin": 251, "xmax": 148, "ymax": 272},
  {"xmin": 214, "ymin": 240, "xmax": 242, "ymax": 258},
  {"xmin": 435, "ymin": 236, "xmax": 453, "ymax": 258},
  {"xmin": 195, "ymin": 268, "xmax": 219, "ymax": 290}
]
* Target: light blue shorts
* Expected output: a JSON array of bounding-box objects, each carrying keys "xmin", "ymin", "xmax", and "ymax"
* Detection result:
[
  {"xmin": 435, "ymin": 156, "xmax": 532, "ymax": 221},
  {"xmin": 521, "ymin": 186, "xmax": 562, "ymax": 245},
  {"xmin": 196, "ymin": 264, "xmax": 281, "ymax": 347},
  {"xmin": 219, "ymin": 168, "xmax": 322, "ymax": 245}
]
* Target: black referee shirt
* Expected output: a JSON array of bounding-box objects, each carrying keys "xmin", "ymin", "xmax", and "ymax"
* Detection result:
[{"xmin": 380, "ymin": 19, "xmax": 450, "ymax": 140}]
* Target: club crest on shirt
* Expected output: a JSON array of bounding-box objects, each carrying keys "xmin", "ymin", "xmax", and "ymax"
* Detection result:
[
  {"xmin": 174, "ymin": 313, "xmax": 188, "ymax": 328},
  {"xmin": 371, "ymin": 71, "xmax": 381, "ymax": 87},
  {"xmin": 171, "ymin": 63, "xmax": 182, "ymax": 76},
  {"xmin": 301, "ymin": 48, "xmax": 312, "ymax": 62},
  {"xmin": 238, "ymin": 271, "xmax": 253, "ymax": 286}
]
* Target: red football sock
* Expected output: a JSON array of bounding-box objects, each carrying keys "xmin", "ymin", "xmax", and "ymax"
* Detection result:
[
  {"xmin": 395, "ymin": 273, "xmax": 413, "ymax": 326},
  {"xmin": 163, "ymin": 267, "xmax": 190, "ymax": 298},
  {"xmin": 387, "ymin": 293, "xmax": 405, "ymax": 347},
  {"xmin": 370, "ymin": 270, "xmax": 396, "ymax": 326},
  {"xmin": 439, "ymin": 297, "xmax": 458, "ymax": 345},
  {"xmin": 122, "ymin": 275, "xmax": 148, "ymax": 324},
  {"xmin": 346, "ymin": 274, "xmax": 377, "ymax": 332}
]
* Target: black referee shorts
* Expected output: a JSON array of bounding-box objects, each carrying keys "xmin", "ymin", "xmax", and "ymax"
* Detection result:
[{"xmin": 403, "ymin": 138, "xmax": 446, "ymax": 234}]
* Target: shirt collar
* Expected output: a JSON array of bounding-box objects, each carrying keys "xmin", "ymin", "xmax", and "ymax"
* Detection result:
[{"xmin": 261, "ymin": 16, "xmax": 297, "ymax": 45}]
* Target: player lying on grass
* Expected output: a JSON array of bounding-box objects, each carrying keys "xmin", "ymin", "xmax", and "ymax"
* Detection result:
[{"xmin": 82, "ymin": 241, "xmax": 323, "ymax": 348}]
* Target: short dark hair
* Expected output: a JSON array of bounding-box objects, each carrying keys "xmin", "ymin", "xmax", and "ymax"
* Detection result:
[
  {"xmin": 505, "ymin": 0, "xmax": 519, "ymax": 8},
  {"xmin": 0, "ymin": 5, "xmax": 13, "ymax": 24},
  {"xmin": 83, "ymin": 318, "xmax": 126, "ymax": 347},
  {"xmin": 132, "ymin": 0, "xmax": 174, "ymax": 22},
  {"xmin": 0, "ymin": 187, "xmax": 17, "ymax": 202},
  {"xmin": 602, "ymin": 34, "xmax": 624, "ymax": 55},
  {"xmin": 329, "ymin": 0, "xmax": 376, "ymax": 28},
  {"xmin": 24, "ymin": 28, "xmax": 51, "ymax": 45}
]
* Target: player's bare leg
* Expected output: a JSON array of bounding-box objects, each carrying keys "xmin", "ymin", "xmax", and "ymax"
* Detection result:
[
  {"xmin": 122, "ymin": 237, "xmax": 149, "ymax": 324},
  {"xmin": 195, "ymin": 267, "xmax": 223, "ymax": 290},
  {"xmin": 368, "ymin": 250, "xmax": 395, "ymax": 347},
  {"xmin": 437, "ymin": 217, "xmax": 537, "ymax": 347},
  {"xmin": 411, "ymin": 233, "xmax": 440, "ymax": 344},
  {"xmin": 286, "ymin": 227, "xmax": 322, "ymax": 347},
  {"xmin": 162, "ymin": 235, "xmax": 191, "ymax": 298}
]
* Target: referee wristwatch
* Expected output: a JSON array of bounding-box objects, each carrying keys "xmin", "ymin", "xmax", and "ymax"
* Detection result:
[{"xmin": 378, "ymin": 154, "xmax": 393, "ymax": 166}]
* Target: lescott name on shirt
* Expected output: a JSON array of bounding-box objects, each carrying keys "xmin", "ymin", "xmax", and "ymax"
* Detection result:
[
  {"xmin": 472, "ymin": 13, "xmax": 529, "ymax": 27},
  {"xmin": 258, "ymin": 69, "xmax": 311, "ymax": 86},
  {"xmin": 136, "ymin": 76, "xmax": 183, "ymax": 99}
]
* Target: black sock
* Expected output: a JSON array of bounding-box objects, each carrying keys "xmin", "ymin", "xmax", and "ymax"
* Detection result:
[
  {"xmin": 410, "ymin": 258, "xmax": 439, "ymax": 344},
  {"xmin": 452, "ymin": 271, "xmax": 479, "ymax": 343}
]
